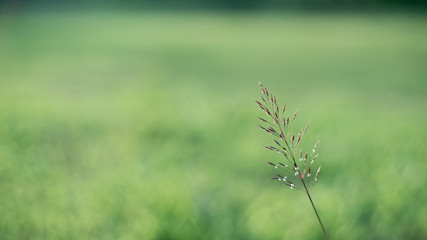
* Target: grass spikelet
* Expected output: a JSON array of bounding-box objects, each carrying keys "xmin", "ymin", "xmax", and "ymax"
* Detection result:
[{"xmin": 256, "ymin": 82, "xmax": 329, "ymax": 240}]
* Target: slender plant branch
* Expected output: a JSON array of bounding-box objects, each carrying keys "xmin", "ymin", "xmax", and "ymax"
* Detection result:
[
  {"xmin": 286, "ymin": 140, "xmax": 329, "ymax": 240},
  {"xmin": 302, "ymin": 176, "xmax": 329, "ymax": 240},
  {"xmin": 256, "ymin": 82, "xmax": 329, "ymax": 239}
]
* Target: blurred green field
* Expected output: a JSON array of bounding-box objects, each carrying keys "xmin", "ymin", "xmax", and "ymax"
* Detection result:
[{"xmin": 0, "ymin": 12, "xmax": 426, "ymax": 240}]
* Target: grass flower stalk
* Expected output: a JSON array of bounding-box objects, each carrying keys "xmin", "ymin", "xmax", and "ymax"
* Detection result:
[{"xmin": 256, "ymin": 82, "xmax": 328, "ymax": 240}]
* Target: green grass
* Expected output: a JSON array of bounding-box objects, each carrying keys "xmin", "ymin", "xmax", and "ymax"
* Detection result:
[{"xmin": 0, "ymin": 11, "xmax": 426, "ymax": 239}]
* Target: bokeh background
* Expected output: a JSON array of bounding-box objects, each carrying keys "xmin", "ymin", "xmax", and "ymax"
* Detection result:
[{"xmin": 1, "ymin": 0, "xmax": 426, "ymax": 239}]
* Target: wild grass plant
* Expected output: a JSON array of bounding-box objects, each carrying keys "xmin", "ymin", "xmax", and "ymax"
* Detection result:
[{"xmin": 256, "ymin": 82, "xmax": 328, "ymax": 239}]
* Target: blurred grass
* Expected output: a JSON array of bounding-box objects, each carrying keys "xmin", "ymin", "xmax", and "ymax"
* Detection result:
[{"xmin": 0, "ymin": 11, "xmax": 426, "ymax": 239}]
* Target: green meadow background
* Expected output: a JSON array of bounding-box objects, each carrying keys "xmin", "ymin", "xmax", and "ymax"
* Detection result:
[{"xmin": 1, "ymin": 11, "xmax": 426, "ymax": 240}]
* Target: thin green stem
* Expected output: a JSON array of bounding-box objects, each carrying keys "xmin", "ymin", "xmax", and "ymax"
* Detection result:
[
  {"xmin": 301, "ymin": 179, "xmax": 329, "ymax": 240},
  {"xmin": 283, "ymin": 138, "xmax": 328, "ymax": 240}
]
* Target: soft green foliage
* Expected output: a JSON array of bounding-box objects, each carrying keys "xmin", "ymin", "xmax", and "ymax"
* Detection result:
[{"xmin": 0, "ymin": 12, "xmax": 426, "ymax": 240}]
